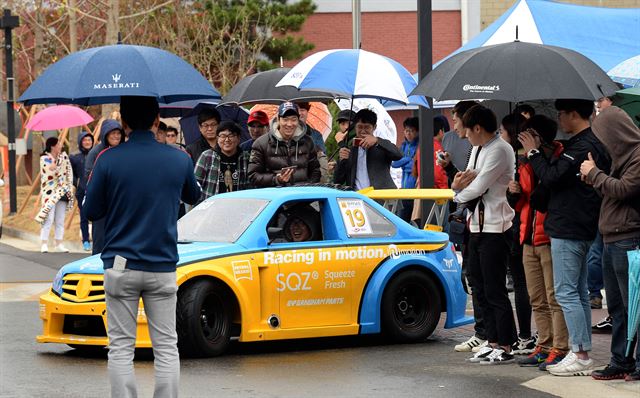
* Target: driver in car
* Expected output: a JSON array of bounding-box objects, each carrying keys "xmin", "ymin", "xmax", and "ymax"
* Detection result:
[{"xmin": 283, "ymin": 205, "xmax": 321, "ymax": 242}]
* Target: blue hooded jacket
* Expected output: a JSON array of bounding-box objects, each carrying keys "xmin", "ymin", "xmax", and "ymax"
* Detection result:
[
  {"xmin": 83, "ymin": 119, "xmax": 123, "ymax": 182},
  {"xmin": 391, "ymin": 138, "xmax": 419, "ymax": 189},
  {"xmin": 69, "ymin": 131, "xmax": 94, "ymax": 195}
]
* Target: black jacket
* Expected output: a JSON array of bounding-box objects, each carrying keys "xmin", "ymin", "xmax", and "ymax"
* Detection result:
[
  {"xmin": 334, "ymin": 138, "xmax": 402, "ymax": 189},
  {"xmin": 529, "ymin": 127, "xmax": 610, "ymax": 240},
  {"xmin": 70, "ymin": 131, "xmax": 94, "ymax": 196},
  {"xmin": 186, "ymin": 135, "xmax": 215, "ymax": 166}
]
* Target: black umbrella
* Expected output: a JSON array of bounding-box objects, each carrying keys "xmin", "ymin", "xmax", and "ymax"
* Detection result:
[
  {"xmin": 220, "ymin": 68, "xmax": 337, "ymax": 106},
  {"xmin": 411, "ymin": 41, "xmax": 619, "ymax": 102}
]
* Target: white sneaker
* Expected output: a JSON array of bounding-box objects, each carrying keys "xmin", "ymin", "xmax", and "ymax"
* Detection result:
[
  {"xmin": 55, "ymin": 244, "xmax": 69, "ymax": 253},
  {"xmin": 455, "ymin": 335, "xmax": 487, "ymax": 352},
  {"xmin": 40, "ymin": 244, "xmax": 48, "ymax": 253},
  {"xmin": 472, "ymin": 340, "xmax": 489, "ymax": 353},
  {"xmin": 468, "ymin": 346, "xmax": 494, "ymax": 363},
  {"xmin": 548, "ymin": 351, "xmax": 595, "ymax": 376}
]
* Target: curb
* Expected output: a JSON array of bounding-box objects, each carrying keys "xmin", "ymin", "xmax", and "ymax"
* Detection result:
[{"xmin": 1, "ymin": 226, "xmax": 86, "ymax": 253}]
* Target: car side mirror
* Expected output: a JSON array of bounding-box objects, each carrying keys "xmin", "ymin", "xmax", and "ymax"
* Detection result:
[{"xmin": 267, "ymin": 227, "xmax": 283, "ymax": 244}]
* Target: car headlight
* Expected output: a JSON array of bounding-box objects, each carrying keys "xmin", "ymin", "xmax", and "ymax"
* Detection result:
[{"xmin": 52, "ymin": 269, "xmax": 64, "ymax": 295}]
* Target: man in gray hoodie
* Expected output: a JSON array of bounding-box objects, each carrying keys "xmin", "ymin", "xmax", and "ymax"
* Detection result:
[{"xmin": 582, "ymin": 106, "xmax": 640, "ymax": 382}]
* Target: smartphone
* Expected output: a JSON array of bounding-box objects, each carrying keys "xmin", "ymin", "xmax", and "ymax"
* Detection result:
[
  {"xmin": 280, "ymin": 165, "xmax": 298, "ymax": 172},
  {"xmin": 352, "ymin": 138, "xmax": 363, "ymax": 147}
]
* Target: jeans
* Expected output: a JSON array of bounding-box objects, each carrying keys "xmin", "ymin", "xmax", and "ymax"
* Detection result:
[
  {"xmin": 550, "ymin": 238, "xmax": 592, "ymax": 352},
  {"xmin": 40, "ymin": 200, "xmax": 67, "ymax": 241},
  {"xmin": 467, "ymin": 232, "xmax": 517, "ymax": 346},
  {"xmin": 105, "ymin": 268, "xmax": 180, "ymax": 398},
  {"xmin": 587, "ymin": 232, "xmax": 604, "ymax": 299},
  {"xmin": 602, "ymin": 237, "xmax": 640, "ymax": 371}
]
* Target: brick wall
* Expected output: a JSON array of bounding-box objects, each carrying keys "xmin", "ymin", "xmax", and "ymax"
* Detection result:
[
  {"xmin": 287, "ymin": 10, "xmax": 462, "ymax": 73},
  {"xmin": 481, "ymin": 0, "xmax": 640, "ymax": 29}
]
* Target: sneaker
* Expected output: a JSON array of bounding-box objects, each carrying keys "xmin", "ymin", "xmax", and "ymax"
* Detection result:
[
  {"xmin": 472, "ymin": 340, "xmax": 489, "ymax": 353},
  {"xmin": 40, "ymin": 243, "xmax": 48, "ymax": 253},
  {"xmin": 518, "ymin": 346, "xmax": 548, "ymax": 367},
  {"xmin": 55, "ymin": 244, "xmax": 69, "ymax": 253},
  {"xmin": 590, "ymin": 296, "xmax": 602, "ymax": 309},
  {"xmin": 592, "ymin": 316, "xmax": 612, "ymax": 334},
  {"xmin": 625, "ymin": 369, "xmax": 640, "ymax": 382},
  {"xmin": 539, "ymin": 348, "xmax": 566, "ymax": 371},
  {"xmin": 512, "ymin": 335, "xmax": 537, "ymax": 355},
  {"xmin": 548, "ymin": 352, "xmax": 595, "ymax": 376},
  {"xmin": 592, "ymin": 364, "xmax": 630, "ymax": 380},
  {"xmin": 480, "ymin": 348, "xmax": 515, "ymax": 365},
  {"xmin": 82, "ymin": 241, "xmax": 91, "ymax": 251},
  {"xmin": 468, "ymin": 346, "xmax": 494, "ymax": 363},
  {"xmin": 455, "ymin": 335, "xmax": 487, "ymax": 352}
]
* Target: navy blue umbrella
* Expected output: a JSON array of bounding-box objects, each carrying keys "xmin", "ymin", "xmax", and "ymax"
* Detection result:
[
  {"xmin": 178, "ymin": 104, "xmax": 250, "ymax": 146},
  {"xmin": 19, "ymin": 44, "xmax": 221, "ymax": 106}
]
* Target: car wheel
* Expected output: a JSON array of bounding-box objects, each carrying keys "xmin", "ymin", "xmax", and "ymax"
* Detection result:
[
  {"xmin": 381, "ymin": 270, "xmax": 441, "ymax": 342},
  {"xmin": 177, "ymin": 279, "xmax": 231, "ymax": 357}
]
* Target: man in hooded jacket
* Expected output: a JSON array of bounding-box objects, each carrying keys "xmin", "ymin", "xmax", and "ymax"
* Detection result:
[
  {"xmin": 83, "ymin": 119, "xmax": 124, "ymax": 254},
  {"xmin": 70, "ymin": 131, "xmax": 94, "ymax": 250},
  {"xmin": 581, "ymin": 106, "xmax": 640, "ymax": 382},
  {"xmin": 248, "ymin": 102, "xmax": 321, "ymax": 187}
]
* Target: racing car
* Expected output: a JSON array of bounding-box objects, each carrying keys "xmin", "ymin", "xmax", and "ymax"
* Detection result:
[{"xmin": 37, "ymin": 186, "xmax": 472, "ymax": 357}]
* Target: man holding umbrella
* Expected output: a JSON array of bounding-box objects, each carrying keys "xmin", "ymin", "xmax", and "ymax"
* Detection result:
[{"xmin": 581, "ymin": 106, "xmax": 640, "ymax": 382}]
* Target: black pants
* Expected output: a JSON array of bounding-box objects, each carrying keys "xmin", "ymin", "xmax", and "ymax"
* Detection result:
[
  {"xmin": 467, "ymin": 232, "xmax": 517, "ymax": 346},
  {"xmin": 507, "ymin": 224, "xmax": 532, "ymax": 339},
  {"xmin": 461, "ymin": 242, "xmax": 486, "ymax": 340}
]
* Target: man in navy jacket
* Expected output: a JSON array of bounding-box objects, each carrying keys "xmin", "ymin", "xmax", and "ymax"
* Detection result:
[{"xmin": 83, "ymin": 96, "xmax": 200, "ymax": 398}]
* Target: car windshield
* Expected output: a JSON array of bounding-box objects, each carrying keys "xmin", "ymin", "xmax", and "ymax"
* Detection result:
[{"xmin": 178, "ymin": 198, "xmax": 269, "ymax": 243}]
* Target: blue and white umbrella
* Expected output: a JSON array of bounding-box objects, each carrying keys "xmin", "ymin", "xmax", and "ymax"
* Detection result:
[
  {"xmin": 19, "ymin": 44, "xmax": 221, "ymax": 106},
  {"xmin": 608, "ymin": 55, "xmax": 640, "ymax": 88},
  {"xmin": 276, "ymin": 49, "xmax": 425, "ymax": 106}
]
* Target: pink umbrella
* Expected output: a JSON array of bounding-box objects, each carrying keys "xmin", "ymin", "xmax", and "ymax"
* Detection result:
[{"xmin": 26, "ymin": 105, "xmax": 94, "ymax": 131}]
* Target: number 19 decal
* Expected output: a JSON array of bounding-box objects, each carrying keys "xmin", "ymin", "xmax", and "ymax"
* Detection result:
[{"xmin": 338, "ymin": 199, "xmax": 373, "ymax": 235}]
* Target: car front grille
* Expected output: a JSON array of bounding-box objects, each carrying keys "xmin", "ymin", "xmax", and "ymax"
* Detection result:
[
  {"xmin": 62, "ymin": 315, "xmax": 107, "ymax": 337},
  {"xmin": 61, "ymin": 274, "xmax": 105, "ymax": 303}
]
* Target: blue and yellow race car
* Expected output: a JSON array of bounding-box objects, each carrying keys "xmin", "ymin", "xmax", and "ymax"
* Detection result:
[{"xmin": 38, "ymin": 186, "xmax": 472, "ymax": 357}]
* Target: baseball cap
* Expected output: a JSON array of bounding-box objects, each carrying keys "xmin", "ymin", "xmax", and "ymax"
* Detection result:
[
  {"xmin": 337, "ymin": 109, "xmax": 355, "ymax": 122},
  {"xmin": 278, "ymin": 102, "xmax": 299, "ymax": 118},
  {"xmin": 248, "ymin": 110, "xmax": 269, "ymax": 126}
]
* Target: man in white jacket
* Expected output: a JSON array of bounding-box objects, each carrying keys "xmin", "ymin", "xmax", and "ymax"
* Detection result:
[{"xmin": 452, "ymin": 105, "xmax": 518, "ymax": 365}]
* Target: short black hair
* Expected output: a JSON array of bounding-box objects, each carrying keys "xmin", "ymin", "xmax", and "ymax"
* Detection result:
[
  {"xmin": 453, "ymin": 100, "xmax": 479, "ymax": 118},
  {"xmin": 524, "ymin": 114, "xmax": 558, "ymax": 145},
  {"xmin": 120, "ymin": 96, "xmax": 159, "ymax": 130},
  {"xmin": 166, "ymin": 126, "xmax": 178, "ymax": 134},
  {"xmin": 354, "ymin": 109, "xmax": 377, "ymax": 126},
  {"xmin": 44, "ymin": 137, "xmax": 59, "ymax": 154},
  {"xmin": 501, "ymin": 113, "xmax": 527, "ymax": 151},
  {"xmin": 158, "ymin": 121, "xmax": 168, "ymax": 131},
  {"xmin": 403, "ymin": 117, "xmax": 419, "ymax": 130},
  {"xmin": 554, "ymin": 99, "xmax": 594, "ymax": 120},
  {"xmin": 433, "ymin": 116, "xmax": 446, "ymax": 134},
  {"xmin": 514, "ymin": 104, "xmax": 535, "ymax": 117},
  {"xmin": 216, "ymin": 120, "xmax": 242, "ymax": 136},
  {"xmin": 462, "ymin": 105, "xmax": 497, "ymax": 133},
  {"xmin": 197, "ymin": 107, "xmax": 221, "ymax": 125}
]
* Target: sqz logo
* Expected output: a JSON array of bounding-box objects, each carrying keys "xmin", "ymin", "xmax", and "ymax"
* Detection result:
[{"xmin": 112, "ymin": 73, "xmax": 121, "ymax": 83}]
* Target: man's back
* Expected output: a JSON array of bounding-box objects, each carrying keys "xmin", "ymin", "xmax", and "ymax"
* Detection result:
[{"xmin": 83, "ymin": 130, "xmax": 200, "ymax": 271}]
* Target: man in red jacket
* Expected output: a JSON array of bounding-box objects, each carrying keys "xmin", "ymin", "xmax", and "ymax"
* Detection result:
[{"xmin": 513, "ymin": 115, "xmax": 569, "ymax": 370}]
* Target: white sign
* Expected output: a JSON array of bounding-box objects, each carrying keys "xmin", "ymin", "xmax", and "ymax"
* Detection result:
[{"xmin": 338, "ymin": 199, "xmax": 373, "ymax": 235}]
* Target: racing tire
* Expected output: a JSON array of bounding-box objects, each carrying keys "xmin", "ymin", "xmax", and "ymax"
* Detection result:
[
  {"xmin": 381, "ymin": 270, "xmax": 441, "ymax": 342},
  {"xmin": 177, "ymin": 279, "xmax": 231, "ymax": 357}
]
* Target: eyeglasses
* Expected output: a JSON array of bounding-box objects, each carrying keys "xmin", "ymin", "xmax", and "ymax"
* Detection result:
[
  {"xmin": 217, "ymin": 134, "xmax": 237, "ymax": 141},
  {"xmin": 166, "ymin": 134, "xmax": 176, "ymax": 138},
  {"xmin": 200, "ymin": 122, "xmax": 218, "ymax": 130}
]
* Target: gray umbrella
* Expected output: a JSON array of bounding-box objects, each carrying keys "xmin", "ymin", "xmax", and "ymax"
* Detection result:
[
  {"xmin": 411, "ymin": 41, "xmax": 619, "ymax": 102},
  {"xmin": 220, "ymin": 68, "xmax": 337, "ymax": 106}
]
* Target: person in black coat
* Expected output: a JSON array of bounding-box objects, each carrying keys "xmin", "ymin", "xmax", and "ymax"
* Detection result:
[
  {"xmin": 334, "ymin": 109, "xmax": 402, "ymax": 190},
  {"xmin": 69, "ymin": 131, "xmax": 94, "ymax": 250},
  {"xmin": 186, "ymin": 107, "xmax": 221, "ymax": 166}
]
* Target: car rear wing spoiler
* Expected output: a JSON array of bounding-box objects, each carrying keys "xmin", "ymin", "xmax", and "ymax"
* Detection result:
[{"xmin": 359, "ymin": 188, "xmax": 454, "ymax": 231}]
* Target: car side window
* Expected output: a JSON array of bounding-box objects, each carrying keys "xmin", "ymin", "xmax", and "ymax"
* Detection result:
[
  {"xmin": 267, "ymin": 200, "xmax": 325, "ymax": 244},
  {"xmin": 337, "ymin": 198, "xmax": 396, "ymax": 238}
]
